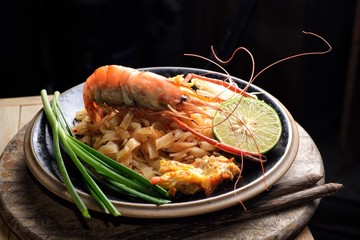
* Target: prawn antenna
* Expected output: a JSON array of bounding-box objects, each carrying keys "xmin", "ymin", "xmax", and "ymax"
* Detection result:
[
  {"xmin": 211, "ymin": 46, "xmax": 255, "ymax": 84},
  {"xmin": 251, "ymin": 31, "xmax": 332, "ymax": 84},
  {"xmin": 184, "ymin": 52, "xmax": 231, "ymax": 78},
  {"xmin": 184, "ymin": 46, "xmax": 256, "ymax": 96}
]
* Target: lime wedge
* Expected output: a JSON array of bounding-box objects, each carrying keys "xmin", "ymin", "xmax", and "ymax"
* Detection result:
[{"xmin": 213, "ymin": 96, "xmax": 282, "ymax": 154}]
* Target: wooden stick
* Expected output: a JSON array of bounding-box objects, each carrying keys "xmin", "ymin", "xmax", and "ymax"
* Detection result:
[
  {"xmin": 115, "ymin": 176, "xmax": 342, "ymax": 240},
  {"xmin": 245, "ymin": 182, "xmax": 342, "ymax": 217},
  {"xmin": 253, "ymin": 173, "xmax": 324, "ymax": 200}
]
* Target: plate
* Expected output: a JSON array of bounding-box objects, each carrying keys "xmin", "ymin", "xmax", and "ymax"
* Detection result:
[{"xmin": 23, "ymin": 67, "xmax": 299, "ymax": 218}]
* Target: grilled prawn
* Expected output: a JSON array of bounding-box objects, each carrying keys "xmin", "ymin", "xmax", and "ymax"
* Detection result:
[
  {"xmin": 83, "ymin": 64, "xmax": 262, "ymax": 160},
  {"xmin": 83, "ymin": 65, "xmax": 216, "ymax": 124}
]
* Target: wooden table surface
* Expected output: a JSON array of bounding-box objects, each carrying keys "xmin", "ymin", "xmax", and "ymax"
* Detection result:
[{"xmin": 0, "ymin": 95, "xmax": 316, "ymax": 240}]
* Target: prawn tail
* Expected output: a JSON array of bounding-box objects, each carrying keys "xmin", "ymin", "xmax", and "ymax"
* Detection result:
[
  {"xmin": 83, "ymin": 96, "xmax": 105, "ymax": 124},
  {"xmin": 83, "ymin": 66, "xmax": 110, "ymax": 124}
]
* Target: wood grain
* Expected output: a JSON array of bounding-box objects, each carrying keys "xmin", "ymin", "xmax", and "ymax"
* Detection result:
[
  {"xmin": 113, "ymin": 181, "xmax": 342, "ymax": 240},
  {"xmin": 0, "ymin": 122, "xmax": 323, "ymax": 240},
  {"xmin": 0, "ymin": 96, "xmax": 325, "ymax": 240}
]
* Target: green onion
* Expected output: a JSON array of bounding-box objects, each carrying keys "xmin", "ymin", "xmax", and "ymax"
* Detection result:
[
  {"xmin": 69, "ymin": 137, "xmax": 169, "ymax": 198},
  {"xmin": 40, "ymin": 89, "xmax": 170, "ymax": 218}
]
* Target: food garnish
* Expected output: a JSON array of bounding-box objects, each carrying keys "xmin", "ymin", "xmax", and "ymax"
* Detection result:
[{"xmin": 213, "ymin": 96, "xmax": 282, "ymax": 154}]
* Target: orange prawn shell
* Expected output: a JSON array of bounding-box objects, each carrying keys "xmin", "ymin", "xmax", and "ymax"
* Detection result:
[{"xmin": 83, "ymin": 65, "xmax": 189, "ymax": 123}]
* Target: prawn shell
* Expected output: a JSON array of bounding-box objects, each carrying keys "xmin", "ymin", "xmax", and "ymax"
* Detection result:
[{"xmin": 83, "ymin": 65, "xmax": 212, "ymax": 123}]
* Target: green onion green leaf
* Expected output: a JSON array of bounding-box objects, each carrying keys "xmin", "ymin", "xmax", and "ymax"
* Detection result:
[{"xmin": 40, "ymin": 89, "xmax": 170, "ymax": 218}]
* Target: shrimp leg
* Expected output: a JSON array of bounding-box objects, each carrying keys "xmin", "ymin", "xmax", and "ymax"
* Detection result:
[{"xmin": 172, "ymin": 117, "xmax": 266, "ymax": 162}]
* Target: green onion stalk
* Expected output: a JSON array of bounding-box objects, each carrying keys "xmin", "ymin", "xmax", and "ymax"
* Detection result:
[{"xmin": 40, "ymin": 89, "xmax": 170, "ymax": 218}]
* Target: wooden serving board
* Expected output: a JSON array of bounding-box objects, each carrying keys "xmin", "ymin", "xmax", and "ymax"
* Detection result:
[{"xmin": 0, "ymin": 123, "xmax": 323, "ymax": 240}]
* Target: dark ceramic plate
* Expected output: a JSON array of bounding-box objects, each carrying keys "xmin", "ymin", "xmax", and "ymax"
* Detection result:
[{"xmin": 24, "ymin": 67, "xmax": 299, "ymax": 218}]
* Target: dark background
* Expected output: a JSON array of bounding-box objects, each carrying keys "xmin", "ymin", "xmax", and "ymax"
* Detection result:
[{"xmin": 1, "ymin": 0, "xmax": 360, "ymax": 239}]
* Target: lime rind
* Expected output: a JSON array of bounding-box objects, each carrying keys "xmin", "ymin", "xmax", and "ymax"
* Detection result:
[{"xmin": 212, "ymin": 97, "xmax": 282, "ymax": 154}]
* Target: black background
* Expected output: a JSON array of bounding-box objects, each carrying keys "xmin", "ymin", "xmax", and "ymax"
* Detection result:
[{"xmin": 1, "ymin": 1, "xmax": 359, "ymax": 239}]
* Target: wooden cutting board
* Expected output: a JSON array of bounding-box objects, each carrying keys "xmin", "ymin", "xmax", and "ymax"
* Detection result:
[{"xmin": 0, "ymin": 123, "xmax": 323, "ymax": 240}]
